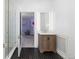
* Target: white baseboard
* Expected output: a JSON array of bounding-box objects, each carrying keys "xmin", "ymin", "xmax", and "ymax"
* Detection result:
[
  {"xmin": 6, "ymin": 45, "xmax": 17, "ymax": 59},
  {"xmin": 57, "ymin": 49, "xmax": 66, "ymax": 59}
]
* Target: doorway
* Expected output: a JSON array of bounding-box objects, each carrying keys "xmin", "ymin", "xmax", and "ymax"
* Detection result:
[{"xmin": 20, "ymin": 12, "xmax": 34, "ymax": 48}]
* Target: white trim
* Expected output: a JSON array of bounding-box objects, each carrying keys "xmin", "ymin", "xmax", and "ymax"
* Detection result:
[
  {"xmin": 57, "ymin": 49, "xmax": 66, "ymax": 59},
  {"xmin": 18, "ymin": 46, "xmax": 21, "ymax": 57},
  {"xmin": 5, "ymin": 45, "xmax": 17, "ymax": 59},
  {"xmin": 18, "ymin": 38, "xmax": 21, "ymax": 57},
  {"xmin": 34, "ymin": 12, "xmax": 37, "ymax": 48}
]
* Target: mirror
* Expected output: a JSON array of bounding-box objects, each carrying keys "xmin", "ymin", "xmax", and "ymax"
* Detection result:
[
  {"xmin": 40, "ymin": 12, "xmax": 49, "ymax": 33},
  {"xmin": 40, "ymin": 12, "xmax": 54, "ymax": 33}
]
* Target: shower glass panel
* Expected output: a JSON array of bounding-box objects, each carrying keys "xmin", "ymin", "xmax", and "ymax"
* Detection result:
[
  {"xmin": 4, "ymin": 0, "xmax": 16, "ymax": 58},
  {"xmin": 8, "ymin": 0, "xmax": 16, "ymax": 56},
  {"xmin": 5, "ymin": 0, "xmax": 9, "ymax": 58},
  {"xmin": 5, "ymin": 13, "xmax": 9, "ymax": 58}
]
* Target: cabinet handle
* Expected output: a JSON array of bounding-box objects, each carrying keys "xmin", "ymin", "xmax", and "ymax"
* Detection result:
[{"xmin": 47, "ymin": 37, "xmax": 50, "ymax": 40}]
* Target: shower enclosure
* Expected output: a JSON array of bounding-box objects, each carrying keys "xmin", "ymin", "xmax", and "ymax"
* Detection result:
[{"xmin": 4, "ymin": 0, "xmax": 16, "ymax": 59}]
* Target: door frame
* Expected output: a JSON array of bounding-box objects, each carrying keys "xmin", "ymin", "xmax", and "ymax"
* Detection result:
[
  {"xmin": 17, "ymin": 11, "xmax": 45, "ymax": 57},
  {"xmin": 20, "ymin": 12, "xmax": 35, "ymax": 47},
  {"xmin": 18, "ymin": 11, "xmax": 36, "ymax": 57}
]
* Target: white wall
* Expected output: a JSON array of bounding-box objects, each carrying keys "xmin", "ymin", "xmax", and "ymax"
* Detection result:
[
  {"xmin": 15, "ymin": 0, "xmax": 75, "ymax": 58},
  {"xmin": 54, "ymin": 0, "xmax": 75, "ymax": 59},
  {"xmin": 15, "ymin": 0, "xmax": 55, "ymax": 48}
]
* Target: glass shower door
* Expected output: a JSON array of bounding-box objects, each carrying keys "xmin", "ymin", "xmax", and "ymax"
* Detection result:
[
  {"xmin": 4, "ymin": 0, "xmax": 16, "ymax": 58},
  {"xmin": 4, "ymin": 0, "xmax": 9, "ymax": 58}
]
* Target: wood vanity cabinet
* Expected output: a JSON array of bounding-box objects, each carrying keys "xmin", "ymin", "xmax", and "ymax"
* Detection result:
[{"xmin": 38, "ymin": 34, "xmax": 56, "ymax": 53}]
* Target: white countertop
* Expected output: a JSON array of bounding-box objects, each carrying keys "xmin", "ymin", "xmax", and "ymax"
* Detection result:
[{"xmin": 38, "ymin": 32, "xmax": 56, "ymax": 35}]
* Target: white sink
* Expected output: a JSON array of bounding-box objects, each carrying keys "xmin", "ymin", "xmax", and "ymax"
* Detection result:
[{"xmin": 38, "ymin": 32, "xmax": 56, "ymax": 35}]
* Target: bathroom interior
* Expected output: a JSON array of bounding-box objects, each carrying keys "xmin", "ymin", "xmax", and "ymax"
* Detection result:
[{"xmin": 4, "ymin": 0, "xmax": 75, "ymax": 59}]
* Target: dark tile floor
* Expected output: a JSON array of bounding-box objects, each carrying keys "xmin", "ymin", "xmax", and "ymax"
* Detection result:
[{"xmin": 11, "ymin": 48, "xmax": 63, "ymax": 59}]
